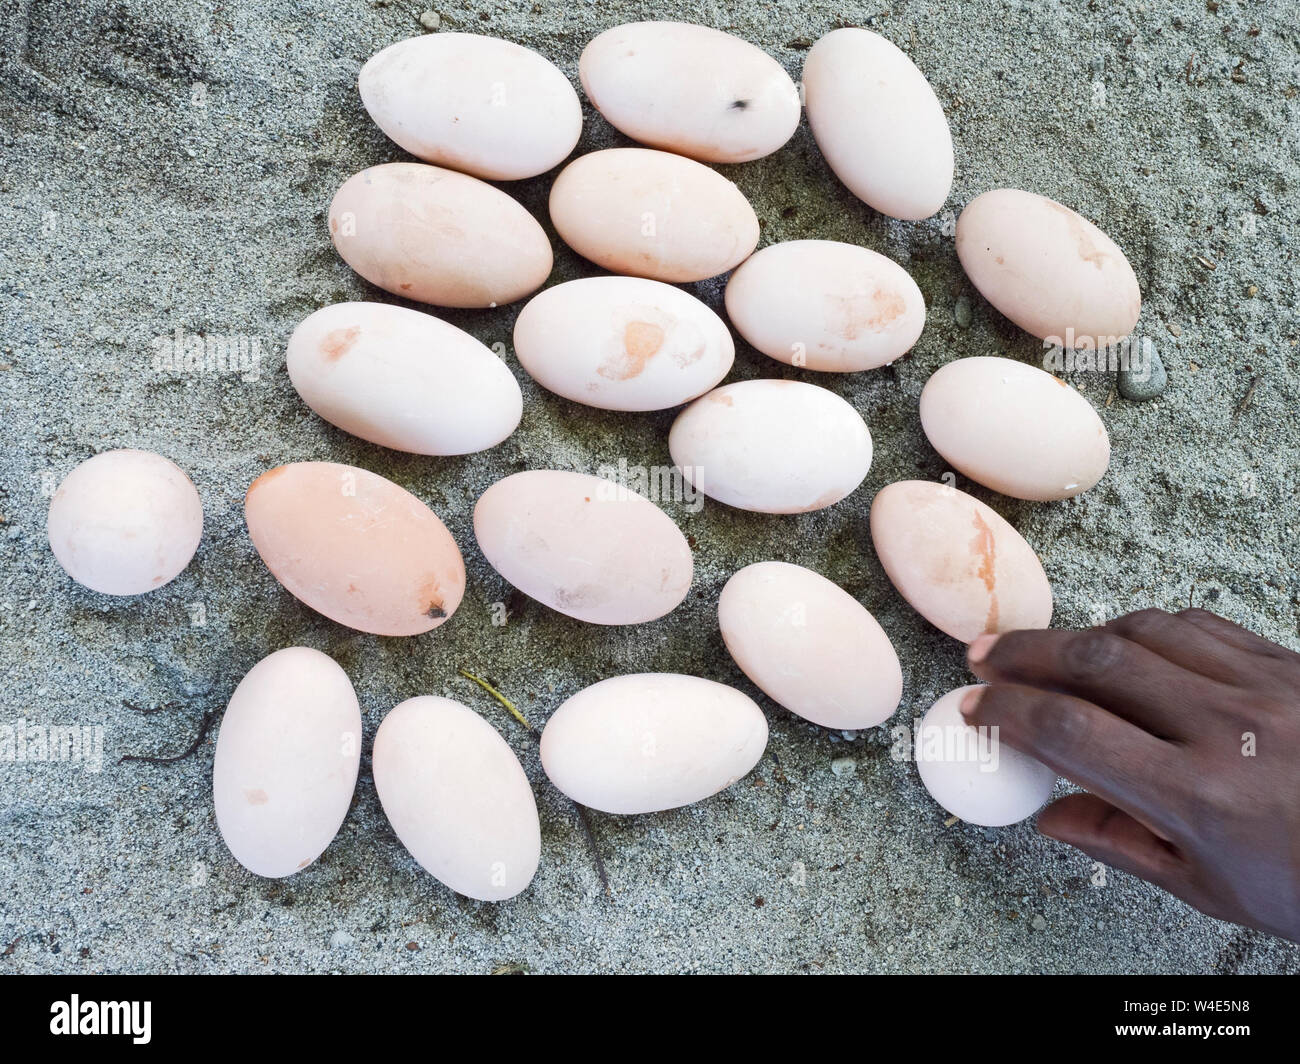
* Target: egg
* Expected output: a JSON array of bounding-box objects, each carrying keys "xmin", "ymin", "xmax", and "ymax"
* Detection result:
[
  {"xmin": 724, "ymin": 240, "xmax": 926, "ymax": 372},
  {"xmin": 669, "ymin": 380, "xmax": 873, "ymax": 513},
  {"xmin": 956, "ymin": 189, "xmax": 1141, "ymax": 345},
  {"xmin": 920, "ymin": 357, "xmax": 1110, "ymax": 500},
  {"xmin": 540, "ymin": 673, "xmax": 768, "ymax": 814},
  {"xmin": 213, "ymin": 647, "xmax": 362, "ymax": 877},
  {"xmin": 803, "ymin": 28, "xmax": 954, "ymax": 220},
  {"xmin": 513, "ymin": 276, "xmax": 734, "ymax": 411},
  {"xmin": 719, "ymin": 562, "xmax": 902, "ymax": 730},
  {"xmin": 245, "ymin": 461, "xmax": 465, "ymax": 636},
  {"xmin": 359, "ymin": 33, "xmax": 582, "ymax": 181},
  {"xmin": 579, "ymin": 22, "xmax": 800, "ymax": 163},
  {"xmin": 915, "ymin": 685, "xmax": 1056, "ymax": 827},
  {"xmin": 869, "ymin": 480, "xmax": 1052, "ymax": 643},
  {"xmin": 474, "ymin": 469, "xmax": 692, "ymax": 625},
  {"xmin": 47, "ymin": 449, "xmax": 202, "ymax": 596},
  {"xmin": 329, "ymin": 162, "xmax": 552, "ymax": 308},
  {"xmin": 548, "ymin": 148, "xmax": 759, "ymax": 283},
  {"xmin": 287, "ymin": 302, "xmax": 522, "ymax": 455},
  {"xmin": 372, "ymin": 696, "xmax": 540, "ymax": 901}
]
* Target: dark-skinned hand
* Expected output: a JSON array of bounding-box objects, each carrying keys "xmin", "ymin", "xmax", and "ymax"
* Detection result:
[{"xmin": 961, "ymin": 607, "xmax": 1300, "ymax": 943}]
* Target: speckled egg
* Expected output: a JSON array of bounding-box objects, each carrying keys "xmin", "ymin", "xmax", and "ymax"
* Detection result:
[
  {"xmin": 869, "ymin": 480, "xmax": 1052, "ymax": 644},
  {"xmin": 803, "ymin": 28, "xmax": 954, "ymax": 220},
  {"xmin": 539, "ymin": 673, "xmax": 768, "ymax": 814},
  {"xmin": 725, "ymin": 240, "xmax": 926, "ymax": 371},
  {"xmin": 956, "ymin": 189, "xmax": 1141, "ymax": 344},
  {"xmin": 513, "ymin": 276, "xmax": 734, "ymax": 410},
  {"xmin": 920, "ymin": 356, "xmax": 1111, "ymax": 500},
  {"xmin": 245, "ymin": 462, "xmax": 465, "ymax": 636},
  {"xmin": 47, "ymin": 449, "xmax": 203, "ymax": 596},
  {"xmin": 373, "ymin": 696, "xmax": 540, "ymax": 901},
  {"xmin": 719, "ymin": 561, "xmax": 902, "ymax": 730},
  {"xmin": 915, "ymin": 685, "xmax": 1056, "ymax": 827},
  {"xmin": 287, "ymin": 302, "xmax": 522, "ymax": 455},
  {"xmin": 549, "ymin": 148, "xmax": 759, "ymax": 283},
  {"xmin": 473, "ymin": 469, "xmax": 692, "ymax": 625},
  {"xmin": 579, "ymin": 22, "xmax": 800, "ymax": 163},
  {"xmin": 213, "ymin": 647, "xmax": 362, "ymax": 878},
  {"xmin": 359, "ymin": 33, "xmax": 582, "ymax": 181},
  {"xmin": 329, "ymin": 162, "xmax": 552, "ymax": 308},
  {"xmin": 669, "ymin": 380, "xmax": 873, "ymax": 513}
]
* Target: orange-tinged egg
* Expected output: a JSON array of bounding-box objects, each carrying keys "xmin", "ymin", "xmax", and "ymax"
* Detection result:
[{"xmin": 244, "ymin": 461, "xmax": 465, "ymax": 636}]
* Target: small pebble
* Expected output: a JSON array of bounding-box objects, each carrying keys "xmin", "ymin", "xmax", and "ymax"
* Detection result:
[
  {"xmin": 1031, "ymin": 913, "xmax": 1048, "ymax": 931},
  {"xmin": 830, "ymin": 757, "xmax": 856, "ymax": 777},
  {"xmin": 1118, "ymin": 345, "xmax": 1167, "ymax": 401},
  {"xmin": 1246, "ymin": 284, "xmax": 1258, "ymax": 298},
  {"xmin": 418, "ymin": 10, "xmax": 440, "ymax": 31},
  {"xmin": 1166, "ymin": 322, "xmax": 1182, "ymax": 337},
  {"xmin": 954, "ymin": 294, "xmax": 972, "ymax": 328},
  {"xmin": 330, "ymin": 930, "xmax": 355, "ymax": 949}
]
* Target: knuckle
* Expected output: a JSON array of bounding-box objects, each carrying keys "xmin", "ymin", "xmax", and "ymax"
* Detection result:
[
  {"xmin": 1023, "ymin": 691, "xmax": 1092, "ymax": 754},
  {"xmin": 1063, "ymin": 630, "xmax": 1129, "ymax": 681},
  {"xmin": 1110, "ymin": 608, "xmax": 1172, "ymax": 641}
]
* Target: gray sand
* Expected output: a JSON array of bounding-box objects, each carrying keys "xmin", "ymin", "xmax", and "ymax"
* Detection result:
[{"xmin": 1, "ymin": 0, "xmax": 1297, "ymax": 973}]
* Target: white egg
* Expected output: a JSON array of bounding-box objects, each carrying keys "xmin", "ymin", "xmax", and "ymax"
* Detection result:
[
  {"xmin": 669, "ymin": 380, "xmax": 873, "ymax": 513},
  {"xmin": 513, "ymin": 276, "xmax": 734, "ymax": 411},
  {"xmin": 213, "ymin": 647, "xmax": 362, "ymax": 878},
  {"xmin": 47, "ymin": 449, "xmax": 203, "ymax": 596},
  {"xmin": 719, "ymin": 561, "xmax": 902, "ymax": 730},
  {"xmin": 915, "ymin": 685, "xmax": 1056, "ymax": 827},
  {"xmin": 287, "ymin": 302, "xmax": 522, "ymax": 455},
  {"xmin": 540, "ymin": 673, "xmax": 768, "ymax": 814},
  {"xmin": 803, "ymin": 28, "xmax": 953, "ymax": 220},
  {"xmin": 579, "ymin": 21, "xmax": 800, "ymax": 163},
  {"xmin": 359, "ymin": 33, "xmax": 582, "ymax": 181},
  {"xmin": 920, "ymin": 356, "xmax": 1110, "ymax": 500},
  {"xmin": 373, "ymin": 696, "xmax": 540, "ymax": 902}
]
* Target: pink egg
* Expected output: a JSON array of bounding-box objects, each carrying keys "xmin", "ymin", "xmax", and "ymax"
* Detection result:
[
  {"xmin": 329, "ymin": 162, "xmax": 552, "ymax": 308},
  {"xmin": 956, "ymin": 189, "xmax": 1141, "ymax": 345},
  {"xmin": 549, "ymin": 148, "xmax": 759, "ymax": 283},
  {"xmin": 245, "ymin": 462, "xmax": 465, "ymax": 636},
  {"xmin": 915, "ymin": 685, "xmax": 1056, "ymax": 827},
  {"xmin": 719, "ymin": 561, "xmax": 902, "ymax": 730},
  {"xmin": 47, "ymin": 449, "xmax": 203, "ymax": 596},
  {"xmin": 473, "ymin": 469, "xmax": 693, "ymax": 625},
  {"xmin": 869, "ymin": 480, "xmax": 1052, "ymax": 644}
]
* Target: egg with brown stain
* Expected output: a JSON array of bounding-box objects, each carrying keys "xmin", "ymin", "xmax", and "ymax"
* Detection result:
[
  {"xmin": 287, "ymin": 302, "xmax": 522, "ymax": 455},
  {"xmin": 920, "ymin": 357, "xmax": 1110, "ymax": 500},
  {"xmin": 549, "ymin": 148, "xmax": 759, "ymax": 283},
  {"xmin": 669, "ymin": 380, "xmax": 873, "ymax": 513},
  {"xmin": 245, "ymin": 461, "xmax": 465, "ymax": 636},
  {"xmin": 513, "ymin": 276, "xmax": 734, "ymax": 410},
  {"xmin": 329, "ymin": 162, "xmax": 552, "ymax": 308},
  {"xmin": 869, "ymin": 480, "xmax": 1052, "ymax": 644},
  {"xmin": 956, "ymin": 189, "xmax": 1141, "ymax": 346},
  {"xmin": 725, "ymin": 240, "xmax": 925, "ymax": 372},
  {"xmin": 474, "ymin": 469, "xmax": 692, "ymax": 625}
]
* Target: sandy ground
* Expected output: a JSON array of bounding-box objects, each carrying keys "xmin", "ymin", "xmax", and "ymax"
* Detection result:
[{"xmin": 1, "ymin": 0, "xmax": 1297, "ymax": 974}]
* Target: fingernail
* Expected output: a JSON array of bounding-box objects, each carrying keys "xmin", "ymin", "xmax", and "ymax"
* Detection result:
[
  {"xmin": 959, "ymin": 687, "xmax": 985, "ymax": 717},
  {"xmin": 967, "ymin": 633, "xmax": 999, "ymax": 664}
]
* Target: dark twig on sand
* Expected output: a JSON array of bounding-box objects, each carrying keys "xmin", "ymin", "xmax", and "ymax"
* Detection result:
[{"xmin": 119, "ymin": 710, "xmax": 216, "ymax": 766}]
